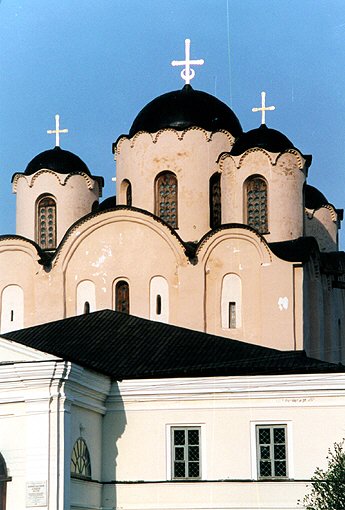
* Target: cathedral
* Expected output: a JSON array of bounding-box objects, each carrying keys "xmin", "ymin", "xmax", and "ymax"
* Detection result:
[
  {"xmin": 0, "ymin": 40, "xmax": 344, "ymax": 509},
  {"xmin": 0, "ymin": 45, "xmax": 344, "ymax": 363}
]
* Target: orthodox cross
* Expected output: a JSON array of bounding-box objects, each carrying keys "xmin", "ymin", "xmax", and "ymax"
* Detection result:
[
  {"xmin": 252, "ymin": 91, "xmax": 275, "ymax": 125},
  {"xmin": 171, "ymin": 39, "xmax": 204, "ymax": 85},
  {"xmin": 47, "ymin": 114, "xmax": 68, "ymax": 147}
]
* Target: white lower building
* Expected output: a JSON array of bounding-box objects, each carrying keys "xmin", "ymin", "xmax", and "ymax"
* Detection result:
[{"xmin": 0, "ymin": 310, "xmax": 344, "ymax": 510}]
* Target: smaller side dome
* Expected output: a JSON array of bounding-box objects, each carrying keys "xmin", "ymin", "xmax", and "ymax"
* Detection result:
[
  {"xmin": 231, "ymin": 124, "xmax": 294, "ymax": 155},
  {"xmin": 24, "ymin": 146, "xmax": 91, "ymax": 176},
  {"xmin": 98, "ymin": 196, "xmax": 117, "ymax": 211},
  {"xmin": 305, "ymin": 185, "xmax": 328, "ymax": 209}
]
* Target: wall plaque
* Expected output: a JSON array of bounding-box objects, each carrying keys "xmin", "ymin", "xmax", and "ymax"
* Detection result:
[{"xmin": 26, "ymin": 481, "xmax": 47, "ymax": 507}]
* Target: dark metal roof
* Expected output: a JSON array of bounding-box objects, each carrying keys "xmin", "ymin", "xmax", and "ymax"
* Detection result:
[
  {"xmin": 22, "ymin": 146, "xmax": 91, "ymax": 176},
  {"xmin": 268, "ymin": 237, "xmax": 320, "ymax": 263},
  {"xmin": 129, "ymin": 85, "xmax": 243, "ymax": 138},
  {"xmin": 98, "ymin": 196, "xmax": 117, "ymax": 211},
  {"xmin": 2, "ymin": 310, "xmax": 342, "ymax": 380},
  {"xmin": 230, "ymin": 124, "xmax": 295, "ymax": 155},
  {"xmin": 305, "ymin": 184, "xmax": 328, "ymax": 209},
  {"xmin": 320, "ymin": 251, "xmax": 345, "ymax": 276}
]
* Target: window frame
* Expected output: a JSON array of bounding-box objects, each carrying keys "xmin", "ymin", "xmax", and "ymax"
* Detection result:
[
  {"xmin": 155, "ymin": 171, "xmax": 178, "ymax": 228},
  {"xmin": 36, "ymin": 194, "xmax": 57, "ymax": 250},
  {"xmin": 209, "ymin": 172, "xmax": 222, "ymax": 229},
  {"xmin": 114, "ymin": 279, "xmax": 130, "ymax": 314},
  {"xmin": 244, "ymin": 175, "xmax": 269, "ymax": 234},
  {"xmin": 70, "ymin": 437, "xmax": 92, "ymax": 480},
  {"xmin": 121, "ymin": 179, "xmax": 132, "ymax": 206},
  {"xmin": 150, "ymin": 276, "xmax": 169, "ymax": 323},
  {"xmin": 250, "ymin": 421, "xmax": 294, "ymax": 480},
  {"xmin": 221, "ymin": 273, "xmax": 242, "ymax": 330},
  {"xmin": 76, "ymin": 280, "xmax": 96, "ymax": 316},
  {"xmin": 166, "ymin": 424, "xmax": 206, "ymax": 481}
]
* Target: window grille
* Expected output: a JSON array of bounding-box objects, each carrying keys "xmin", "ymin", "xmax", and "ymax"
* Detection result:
[
  {"xmin": 171, "ymin": 427, "xmax": 200, "ymax": 479},
  {"xmin": 246, "ymin": 177, "xmax": 268, "ymax": 233},
  {"xmin": 37, "ymin": 196, "xmax": 57, "ymax": 249},
  {"xmin": 256, "ymin": 425, "xmax": 287, "ymax": 478},
  {"xmin": 115, "ymin": 281, "xmax": 130, "ymax": 314},
  {"xmin": 210, "ymin": 173, "xmax": 221, "ymax": 229},
  {"xmin": 155, "ymin": 172, "xmax": 178, "ymax": 228},
  {"xmin": 70, "ymin": 438, "xmax": 91, "ymax": 479}
]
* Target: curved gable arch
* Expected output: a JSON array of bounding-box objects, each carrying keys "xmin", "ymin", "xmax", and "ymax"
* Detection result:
[
  {"xmin": 55, "ymin": 209, "xmax": 188, "ymax": 272},
  {"xmin": 197, "ymin": 227, "xmax": 272, "ymax": 266}
]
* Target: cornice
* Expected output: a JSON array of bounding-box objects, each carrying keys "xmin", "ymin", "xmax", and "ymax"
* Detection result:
[
  {"xmin": 114, "ymin": 127, "xmax": 235, "ymax": 156},
  {"xmin": 115, "ymin": 373, "xmax": 345, "ymax": 403},
  {"xmin": 12, "ymin": 169, "xmax": 96, "ymax": 191},
  {"xmin": 218, "ymin": 147, "xmax": 306, "ymax": 171}
]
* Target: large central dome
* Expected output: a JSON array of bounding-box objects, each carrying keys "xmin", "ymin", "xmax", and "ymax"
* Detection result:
[{"xmin": 129, "ymin": 84, "xmax": 243, "ymax": 138}]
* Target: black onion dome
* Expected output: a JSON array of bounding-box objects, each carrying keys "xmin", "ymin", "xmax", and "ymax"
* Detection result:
[
  {"xmin": 129, "ymin": 84, "xmax": 243, "ymax": 138},
  {"xmin": 305, "ymin": 185, "xmax": 328, "ymax": 209},
  {"xmin": 231, "ymin": 124, "xmax": 294, "ymax": 155},
  {"xmin": 24, "ymin": 146, "xmax": 91, "ymax": 176}
]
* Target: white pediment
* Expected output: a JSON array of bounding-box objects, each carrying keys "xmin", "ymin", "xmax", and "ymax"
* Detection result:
[{"xmin": 0, "ymin": 336, "xmax": 60, "ymax": 362}]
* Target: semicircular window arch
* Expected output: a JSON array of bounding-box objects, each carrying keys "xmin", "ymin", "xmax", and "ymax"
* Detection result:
[{"xmin": 70, "ymin": 437, "xmax": 91, "ymax": 479}]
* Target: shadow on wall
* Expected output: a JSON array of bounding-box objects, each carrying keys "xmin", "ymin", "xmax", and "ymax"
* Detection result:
[
  {"xmin": 305, "ymin": 215, "xmax": 338, "ymax": 252},
  {"xmin": 101, "ymin": 381, "xmax": 127, "ymax": 509}
]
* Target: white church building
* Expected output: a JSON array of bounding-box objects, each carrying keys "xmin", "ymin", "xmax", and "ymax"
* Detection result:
[{"xmin": 0, "ymin": 40, "xmax": 344, "ymax": 509}]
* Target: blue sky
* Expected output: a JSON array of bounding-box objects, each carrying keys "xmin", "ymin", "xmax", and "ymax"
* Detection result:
[{"xmin": 0, "ymin": 0, "xmax": 344, "ymax": 248}]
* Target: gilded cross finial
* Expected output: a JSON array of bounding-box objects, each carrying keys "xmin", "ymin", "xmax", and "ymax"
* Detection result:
[
  {"xmin": 47, "ymin": 114, "xmax": 68, "ymax": 147},
  {"xmin": 252, "ymin": 91, "xmax": 275, "ymax": 125},
  {"xmin": 171, "ymin": 39, "xmax": 204, "ymax": 85}
]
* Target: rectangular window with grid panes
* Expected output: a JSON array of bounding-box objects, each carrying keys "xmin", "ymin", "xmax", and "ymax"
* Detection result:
[
  {"xmin": 171, "ymin": 427, "xmax": 200, "ymax": 479},
  {"xmin": 256, "ymin": 425, "xmax": 288, "ymax": 478}
]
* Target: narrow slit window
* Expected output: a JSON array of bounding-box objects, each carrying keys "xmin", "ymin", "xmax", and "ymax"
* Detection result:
[
  {"xmin": 84, "ymin": 302, "xmax": 90, "ymax": 314},
  {"xmin": 126, "ymin": 182, "xmax": 132, "ymax": 206},
  {"xmin": 150, "ymin": 276, "xmax": 169, "ymax": 323},
  {"xmin": 121, "ymin": 179, "xmax": 132, "ymax": 206},
  {"xmin": 115, "ymin": 281, "xmax": 130, "ymax": 314},
  {"xmin": 221, "ymin": 274, "xmax": 242, "ymax": 329},
  {"xmin": 156, "ymin": 295, "xmax": 162, "ymax": 315},
  {"xmin": 1, "ymin": 285, "xmax": 24, "ymax": 333},
  {"xmin": 228, "ymin": 302, "xmax": 236, "ymax": 328},
  {"xmin": 210, "ymin": 173, "xmax": 221, "ymax": 229}
]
